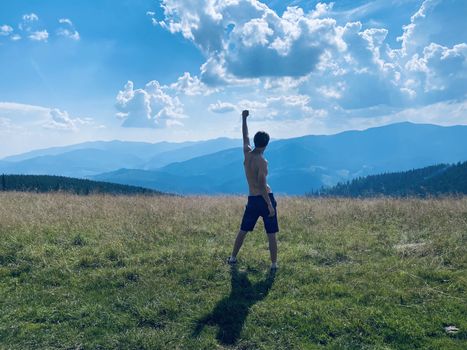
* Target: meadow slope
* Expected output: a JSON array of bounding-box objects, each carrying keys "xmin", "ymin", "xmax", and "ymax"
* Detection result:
[{"xmin": 0, "ymin": 193, "xmax": 466, "ymax": 349}]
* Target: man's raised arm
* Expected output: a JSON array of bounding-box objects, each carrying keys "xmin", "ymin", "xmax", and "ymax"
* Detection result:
[{"xmin": 242, "ymin": 110, "xmax": 251, "ymax": 152}]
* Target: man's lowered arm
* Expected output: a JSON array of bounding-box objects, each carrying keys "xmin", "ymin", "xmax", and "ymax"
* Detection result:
[{"xmin": 258, "ymin": 161, "xmax": 275, "ymax": 217}]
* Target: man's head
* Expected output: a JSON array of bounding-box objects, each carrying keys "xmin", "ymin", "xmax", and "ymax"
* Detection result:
[{"xmin": 254, "ymin": 131, "xmax": 270, "ymax": 149}]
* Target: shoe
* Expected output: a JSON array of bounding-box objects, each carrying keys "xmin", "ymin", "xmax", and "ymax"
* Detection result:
[
  {"xmin": 270, "ymin": 262, "xmax": 278, "ymax": 270},
  {"xmin": 227, "ymin": 256, "xmax": 237, "ymax": 265}
]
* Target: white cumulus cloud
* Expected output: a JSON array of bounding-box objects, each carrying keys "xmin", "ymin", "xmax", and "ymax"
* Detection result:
[
  {"xmin": 169, "ymin": 72, "xmax": 216, "ymax": 96},
  {"xmin": 0, "ymin": 25, "xmax": 13, "ymax": 36},
  {"xmin": 155, "ymin": 0, "xmax": 466, "ymax": 104},
  {"xmin": 208, "ymin": 101, "xmax": 237, "ymax": 113},
  {"xmin": 58, "ymin": 18, "xmax": 73, "ymax": 26},
  {"xmin": 29, "ymin": 30, "xmax": 49, "ymax": 42},
  {"xmin": 406, "ymin": 43, "xmax": 467, "ymax": 95},
  {"xmin": 57, "ymin": 18, "xmax": 80, "ymax": 40},
  {"xmin": 0, "ymin": 102, "xmax": 95, "ymax": 132},
  {"xmin": 22, "ymin": 13, "xmax": 39, "ymax": 22},
  {"xmin": 43, "ymin": 109, "xmax": 92, "ymax": 131},
  {"xmin": 157, "ymin": 1, "xmax": 344, "ymax": 80},
  {"xmin": 19, "ymin": 13, "xmax": 39, "ymax": 31},
  {"xmin": 0, "ymin": 102, "xmax": 105, "ymax": 158},
  {"xmin": 132, "ymin": 0, "xmax": 467, "ymax": 133},
  {"xmin": 397, "ymin": 0, "xmax": 467, "ymax": 57},
  {"xmin": 238, "ymin": 94, "xmax": 326, "ymax": 121},
  {"xmin": 7, "ymin": 13, "xmax": 80, "ymax": 42},
  {"xmin": 115, "ymin": 81, "xmax": 185, "ymax": 128}
]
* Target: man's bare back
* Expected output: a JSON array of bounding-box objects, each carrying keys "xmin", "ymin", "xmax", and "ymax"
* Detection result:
[
  {"xmin": 243, "ymin": 150, "xmax": 272, "ymax": 196},
  {"xmin": 241, "ymin": 110, "xmax": 274, "ymax": 216}
]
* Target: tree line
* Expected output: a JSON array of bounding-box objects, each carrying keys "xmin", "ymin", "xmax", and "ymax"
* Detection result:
[
  {"xmin": 0, "ymin": 174, "xmax": 164, "ymax": 196},
  {"xmin": 310, "ymin": 161, "xmax": 467, "ymax": 198}
]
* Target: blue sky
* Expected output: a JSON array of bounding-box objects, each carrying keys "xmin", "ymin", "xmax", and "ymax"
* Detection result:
[{"xmin": 0, "ymin": 0, "xmax": 466, "ymax": 157}]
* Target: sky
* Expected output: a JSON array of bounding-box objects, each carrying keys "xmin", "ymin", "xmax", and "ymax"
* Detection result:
[{"xmin": 0, "ymin": 0, "xmax": 466, "ymax": 157}]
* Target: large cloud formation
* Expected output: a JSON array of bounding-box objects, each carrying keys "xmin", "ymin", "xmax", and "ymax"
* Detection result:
[
  {"xmin": 115, "ymin": 81, "xmax": 185, "ymax": 128},
  {"xmin": 157, "ymin": 1, "xmax": 340, "ymax": 79},
  {"xmin": 124, "ymin": 0, "xmax": 466, "ymax": 130}
]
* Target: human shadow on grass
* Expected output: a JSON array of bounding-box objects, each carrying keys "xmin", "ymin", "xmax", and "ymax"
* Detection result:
[{"xmin": 192, "ymin": 266, "xmax": 276, "ymax": 345}]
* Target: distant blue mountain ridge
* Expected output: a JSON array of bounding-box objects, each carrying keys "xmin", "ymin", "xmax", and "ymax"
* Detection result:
[
  {"xmin": 0, "ymin": 138, "xmax": 240, "ymax": 177},
  {"xmin": 2, "ymin": 122, "xmax": 467, "ymax": 194},
  {"xmin": 2, "ymin": 140, "xmax": 190, "ymax": 162},
  {"xmin": 95, "ymin": 122, "xmax": 467, "ymax": 194}
]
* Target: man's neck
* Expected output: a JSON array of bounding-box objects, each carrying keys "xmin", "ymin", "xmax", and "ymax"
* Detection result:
[{"xmin": 253, "ymin": 148, "xmax": 265, "ymax": 154}]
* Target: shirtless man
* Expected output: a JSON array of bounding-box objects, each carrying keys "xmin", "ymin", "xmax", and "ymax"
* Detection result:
[{"xmin": 228, "ymin": 110, "xmax": 279, "ymax": 270}]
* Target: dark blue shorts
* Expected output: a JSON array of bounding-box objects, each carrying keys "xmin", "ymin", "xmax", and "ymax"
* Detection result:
[{"xmin": 240, "ymin": 193, "xmax": 279, "ymax": 234}]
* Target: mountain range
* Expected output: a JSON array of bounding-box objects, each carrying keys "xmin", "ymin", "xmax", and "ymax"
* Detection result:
[
  {"xmin": 2, "ymin": 122, "xmax": 467, "ymax": 194},
  {"xmin": 0, "ymin": 138, "xmax": 240, "ymax": 177},
  {"xmin": 92, "ymin": 122, "xmax": 467, "ymax": 194}
]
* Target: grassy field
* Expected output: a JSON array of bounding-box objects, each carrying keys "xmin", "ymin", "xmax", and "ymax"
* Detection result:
[{"xmin": 0, "ymin": 192, "xmax": 466, "ymax": 349}]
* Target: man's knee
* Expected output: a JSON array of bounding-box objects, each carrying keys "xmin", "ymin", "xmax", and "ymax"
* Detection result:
[{"xmin": 267, "ymin": 232, "xmax": 277, "ymax": 241}]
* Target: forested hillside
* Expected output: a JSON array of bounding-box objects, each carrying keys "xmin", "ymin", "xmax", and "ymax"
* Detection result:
[
  {"xmin": 316, "ymin": 161, "xmax": 467, "ymax": 197},
  {"xmin": 0, "ymin": 174, "xmax": 164, "ymax": 195}
]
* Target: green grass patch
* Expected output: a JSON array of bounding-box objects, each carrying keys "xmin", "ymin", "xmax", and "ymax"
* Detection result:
[{"xmin": 0, "ymin": 193, "xmax": 466, "ymax": 349}]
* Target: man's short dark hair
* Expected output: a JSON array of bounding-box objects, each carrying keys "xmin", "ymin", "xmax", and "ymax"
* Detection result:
[{"xmin": 254, "ymin": 131, "xmax": 270, "ymax": 148}]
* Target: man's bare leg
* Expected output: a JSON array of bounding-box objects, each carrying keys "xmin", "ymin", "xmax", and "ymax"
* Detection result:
[
  {"xmin": 267, "ymin": 233, "xmax": 278, "ymax": 266},
  {"xmin": 230, "ymin": 230, "xmax": 248, "ymax": 260}
]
